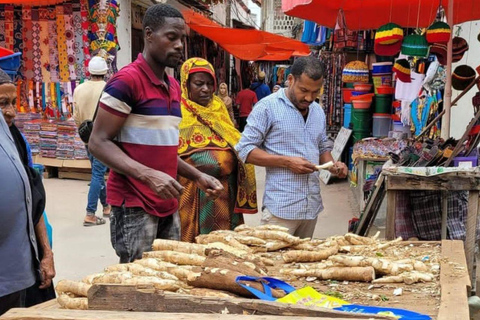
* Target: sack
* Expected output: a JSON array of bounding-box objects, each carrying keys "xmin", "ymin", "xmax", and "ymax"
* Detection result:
[{"xmin": 78, "ymin": 120, "xmax": 94, "ymax": 144}]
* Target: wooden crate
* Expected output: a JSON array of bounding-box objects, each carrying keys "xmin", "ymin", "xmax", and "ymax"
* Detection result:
[{"xmin": 1, "ymin": 241, "xmax": 470, "ymax": 320}]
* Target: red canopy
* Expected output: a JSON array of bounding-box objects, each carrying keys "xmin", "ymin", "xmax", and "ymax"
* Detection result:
[
  {"xmin": 282, "ymin": 0, "xmax": 480, "ymax": 30},
  {"xmin": 0, "ymin": 0, "xmax": 67, "ymax": 4},
  {"xmin": 183, "ymin": 10, "xmax": 310, "ymax": 61}
]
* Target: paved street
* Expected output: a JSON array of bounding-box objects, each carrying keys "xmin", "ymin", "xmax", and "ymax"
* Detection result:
[{"xmin": 44, "ymin": 167, "xmax": 358, "ymax": 282}]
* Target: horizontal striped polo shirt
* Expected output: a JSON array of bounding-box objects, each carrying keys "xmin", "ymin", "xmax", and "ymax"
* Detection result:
[{"xmin": 99, "ymin": 53, "xmax": 182, "ymax": 217}]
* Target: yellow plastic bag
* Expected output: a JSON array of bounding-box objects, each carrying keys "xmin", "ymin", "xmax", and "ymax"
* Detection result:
[{"xmin": 277, "ymin": 287, "xmax": 349, "ymax": 309}]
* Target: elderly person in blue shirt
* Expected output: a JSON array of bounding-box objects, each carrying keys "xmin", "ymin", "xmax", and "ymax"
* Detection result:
[{"xmin": 236, "ymin": 56, "xmax": 348, "ymax": 238}]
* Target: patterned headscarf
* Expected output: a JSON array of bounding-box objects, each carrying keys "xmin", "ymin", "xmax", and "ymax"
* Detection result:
[{"xmin": 178, "ymin": 57, "xmax": 257, "ymax": 214}]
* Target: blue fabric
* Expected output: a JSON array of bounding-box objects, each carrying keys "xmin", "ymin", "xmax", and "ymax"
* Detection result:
[
  {"xmin": 87, "ymin": 152, "xmax": 108, "ymax": 214},
  {"xmin": 236, "ymin": 89, "xmax": 332, "ymax": 221},
  {"xmin": 251, "ymin": 82, "xmax": 271, "ymax": 101},
  {"xmin": 0, "ymin": 112, "xmax": 37, "ymax": 297}
]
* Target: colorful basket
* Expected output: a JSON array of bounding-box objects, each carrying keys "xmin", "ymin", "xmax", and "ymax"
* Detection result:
[{"xmin": 342, "ymin": 60, "xmax": 369, "ymax": 83}]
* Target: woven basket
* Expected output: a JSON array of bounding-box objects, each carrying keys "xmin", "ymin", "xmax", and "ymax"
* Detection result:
[
  {"xmin": 452, "ymin": 65, "xmax": 476, "ymax": 91},
  {"xmin": 342, "ymin": 60, "xmax": 369, "ymax": 83}
]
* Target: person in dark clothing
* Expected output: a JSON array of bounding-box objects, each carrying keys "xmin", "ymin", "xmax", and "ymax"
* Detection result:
[
  {"xmin": 0, "ymin": 69, "xmax": 55, "ymax": 313},
  {"xmin": 236, "ymin": 81, "xmax": 258, "ymax": 132},
  {"xmin": 250, "ymin": 71, "xmax": 271, "ymax": 101}
]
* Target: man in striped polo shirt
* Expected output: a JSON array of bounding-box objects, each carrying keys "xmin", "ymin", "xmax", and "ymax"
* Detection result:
[{"xmin": 89, "ymin": 4, "xmax": 223, "ymax": 263}]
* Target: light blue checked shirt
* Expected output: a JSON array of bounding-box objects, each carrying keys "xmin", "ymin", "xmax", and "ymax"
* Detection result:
[{"xmin": 236, "ymin": 89, "xmax": 332, "ymax": 220}]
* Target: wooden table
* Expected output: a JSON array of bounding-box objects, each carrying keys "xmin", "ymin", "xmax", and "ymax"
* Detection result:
[
  {"xmin": 1, "ymin": 241, "xmax": 470, "ymax": 320},
  {"xmin": 384, "ymin": 170, "xmax": 480, "ymax": 282}
]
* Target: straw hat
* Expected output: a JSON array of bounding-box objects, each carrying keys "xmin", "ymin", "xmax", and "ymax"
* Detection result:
[
  {"xmin": 426, "ymin": 21, "xmax": 451, "ymax": 44},
  {"xmin": 452, "ymin": 65, "xmax": 476, "ymax": 90},
  {"xmin": 342, "ymin": 60, "xmax": 369, "ymax": 83},
  {"xmin": 401, "ymin": 34, "xmax": 429, "ymax": 57}
]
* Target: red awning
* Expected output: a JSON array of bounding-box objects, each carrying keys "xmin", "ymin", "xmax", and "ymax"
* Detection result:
[
  {"xmin": 0, "ymin": 0, "xmax": 67, "ymax": 4},
  {"xmin": 282, "ymin": 0, "xmax": 480, "ymax": 30},
  {"xmin": 183, "ymin": 10, "xmax": 310, "ymax": 61}
]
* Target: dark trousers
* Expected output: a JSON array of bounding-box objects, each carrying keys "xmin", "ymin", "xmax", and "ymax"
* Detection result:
[
  {"xmin": 239, "ymin": 117, "xmax": 248, "ymax": 132},
  {"xmin": 0, "ymin": 289, "xmax": 26, "ymax": 316}
]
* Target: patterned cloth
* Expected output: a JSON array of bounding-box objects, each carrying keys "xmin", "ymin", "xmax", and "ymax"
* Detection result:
[
  {"xmin": 80, "ymin": 0, "xmax": 90, "ymax": 76},
  {"xmin": 179, "ymin": 58, "xmax": 257, "ymax": 214},
  {"xmin": 4, "ymin": 5, "xmax": 14, "ymax": 51},
  {"xmin": 236, "ymin": 88, "xmax": 333, "ymax": 220},
  {"xmin": 0, "ymin": 5, "xmax": 5, "ymax": 48},
  {"xmin": 72, "ymin": 2, "xmax": 85, "ymax": 79},
  {"xmin": 56, "ymin": 6, "xmax": 69, "ymax": 82},
  {"xmin": 47, "ymin": 7, "xmax": 59, "ymax": 83},
  {"xmin": 395, "ymin": 190, "xmax": 479, "ymax": 241},
  {"xmin": 178, "ymin": 58, "xmax": 257, "ymax": 242},
  {"xmin": 13, "ymin": 7, "xmax": 23, "ymax": 79},
  {"xmin": 64, "ymin": 3, "xmax": 76, "ymax": 81},
  {"xmin": 23, "ymin": 6, "xmax": 34, "ymax": 81},
  {"xmin": 31, "ymin": 8, "xmax": 42, "ymax": 82}
]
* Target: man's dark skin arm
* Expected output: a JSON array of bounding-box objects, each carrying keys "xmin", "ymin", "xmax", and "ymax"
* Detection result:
[{"xmin": 89, "ymin": 108, "xmax": 223, "ymax": 199}]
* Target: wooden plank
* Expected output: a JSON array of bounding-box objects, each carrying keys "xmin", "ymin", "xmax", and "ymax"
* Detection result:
[
  {"xmin": 385, "ymin": 175, "xmax": 480, "ymax": 191},
  {"xmin": 355, "ymin": 174, "xmax": 386, "ymax": 236},
  {"xmin": 29, "ymin": 299, "xmax": 61, "ymax": 310},
  {"xmin": 437, "ymin": 240, "xmax": 471, "ymax": 320},
  {"xmin": 58, "ymin": 171, "xmax": 91, "ymax": 181},
  {"xmin": 465, "ymin": 191, "xmax": 479, "ymax": 280},
  {"xmin": 385, "ymin": 189, "xmax": 397, "ymax": 240},
  {"xmin": 62, "ymin": 159, "xmax": 91, "ymax": 169},
  {"xmin": 87, "ymin": 284, "xmax": 385, "ymax": 319},
  {"xmin": 0, "ymin": 308, "xmax": 386, "ymax": 320}
]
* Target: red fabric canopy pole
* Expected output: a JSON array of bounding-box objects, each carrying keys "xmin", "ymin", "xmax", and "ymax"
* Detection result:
[
  {"xmin": 0, "ymin": 0, "xmax": 67, "ymax": 4},
  {"xmin": 182, "ymin": 9, "xmax": 310, "ymax": 61},
  {"xmin": 282, "ymin": 0, "xmax": 480, "ymax": 30}
]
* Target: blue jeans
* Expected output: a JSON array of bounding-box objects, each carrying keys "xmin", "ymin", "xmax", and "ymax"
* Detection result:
[{"xmin": 86, "ymin": 152, "xmax": 108, "ymax": 215}]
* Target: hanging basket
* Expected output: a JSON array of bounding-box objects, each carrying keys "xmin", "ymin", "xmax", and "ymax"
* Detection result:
[
  {"xmin": 452, "ymin": 65, "xmax": 476, "ymax": 91},
  {"xmin": 342, "ymin": 60, "xmax": 369, "ymax": 83}
]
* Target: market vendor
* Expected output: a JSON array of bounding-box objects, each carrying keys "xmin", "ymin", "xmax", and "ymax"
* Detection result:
[
  {"xmin": 236, "ymin": 56, "xmax": 348, "ymax": 238},
  {"xmin": 0, "ymin": 70, "xmax": 55, "ymax": 315},
  {"xmin": 89, "ymin": 4, "xmax": 224, "ymax": 263}
]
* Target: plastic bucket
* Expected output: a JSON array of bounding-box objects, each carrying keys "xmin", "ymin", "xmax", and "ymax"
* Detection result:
[
  {"xmin": 374, "ymin": 94, "xmax": 393, "ymax": 113},
  {"xmin": 373, "ymin": 113, "xmax": 391, "ymax": 137},
  {"xmin": 352, "ymin": 108, "xmax": 372, "ymax": 132},
  {"xmin": 372, "ymin": 62, "xmax": 393, "ymax": 74},
  {"xmin": 352, "ymin": 130, "xmax": 371, "ymax": 143},
  {"xmin": 372, "ymin": 74, "xmax": 392, "ymax": 94},
  {"xmin": 392, "ymin": 120, "xmax": 411, "ymax": 137},
  {"xmin": 343, "ymin": 104, "xmax": 352, "ymax": 128},
  {"xmin": 0, "ymin": 52, "xmax": 22, "ymax": 71}
]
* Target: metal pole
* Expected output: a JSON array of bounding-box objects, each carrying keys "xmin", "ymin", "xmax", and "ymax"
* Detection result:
[{"xmin": 441, "ymin": 0, "xmax": 454, "ymax": 139}]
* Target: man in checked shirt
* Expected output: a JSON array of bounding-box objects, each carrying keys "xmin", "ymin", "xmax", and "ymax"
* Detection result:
[{"xmin": 236, "ymin": 56, "xmax": 348, "ymax": 238}]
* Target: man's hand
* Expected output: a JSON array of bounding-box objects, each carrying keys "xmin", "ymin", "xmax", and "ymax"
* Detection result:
[
  {"xmin": 195, "ymin": 173, "xmax": 224, "ymax": 200},
  {"xmin": 329, "ymin": 161, "xmax": 348, "ymax": 179},
  {"xmin": 285, "ymin": 157, "xmax": 317, "ymax": 174},
  {"xmin": 144, "ymin": 169, "xmax": 184, "ymax": 199},
  {"xmin": 39, "ymin": 252, "xmax": 55, "ymax": 289}
]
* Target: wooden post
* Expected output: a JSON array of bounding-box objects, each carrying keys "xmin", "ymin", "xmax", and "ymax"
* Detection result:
[
  {"xmin": 465, "ymin": 191, "xmax": 479, "ymax": 279},
  {"xmin": 386, "ymin": 188, "xmax": 397, "ymax": 240},
  {"xmin": 441, "ymin": 0, "xmax": 454, "ymax": 140},
  {"xmin": 441, "ymin": 191, "xmax": 448, "ymax": 240}
]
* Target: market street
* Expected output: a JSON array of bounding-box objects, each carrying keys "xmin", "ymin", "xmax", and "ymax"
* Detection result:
[{"xmin": 45, "ymin": 167, "xmax": 358, "ymax": 282}]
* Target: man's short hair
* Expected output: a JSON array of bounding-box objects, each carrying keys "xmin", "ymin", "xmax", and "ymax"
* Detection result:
[
  {"xmin": 0, "ymin": 69, "xmax": 12, "ymax": 85},
  {"xmin": 142, "ymin": 4, "xmax": 184, "ymax": 32},
  {"xmin": 291, "ymin": 56, "xmax": 325, "ymax": 81}
]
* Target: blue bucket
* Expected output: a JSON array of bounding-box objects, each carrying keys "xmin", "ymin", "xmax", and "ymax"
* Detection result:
[
  {"xmin": 0, "ymin": 52, "xmax": 22, "ymax": 71},
  {"xmin": 343, "ymin": 104, "xmax": 352, "ymax": 128}
]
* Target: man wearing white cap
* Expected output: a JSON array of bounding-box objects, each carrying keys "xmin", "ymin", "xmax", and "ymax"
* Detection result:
[
  {"xmin": 250, "ymin": 71, "xmax": 271, "ymax": 101},
  {"xmin": 73, "ymin": 56, "xmax": 111, "ymax": 226}
]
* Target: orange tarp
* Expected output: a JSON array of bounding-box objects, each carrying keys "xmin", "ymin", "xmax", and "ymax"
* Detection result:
[
  {"xmin": 282, "ymin": 0, "xmax": 480, "ymax": 30},
  {"xmin": 183, "ymin": 10, "xmax": 310, "ymax": 61},
  {"xmin": 0, "ymin": 0, "xmax": 67, "ymax": 4}
]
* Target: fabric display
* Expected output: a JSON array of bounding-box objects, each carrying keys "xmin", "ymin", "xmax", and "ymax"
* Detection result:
[
  {"xmin": 272, "ymin": 65, "xmax": 291, "ymax": 87},
  {"xmin": 301, "ymin": 21, "xmax": 332, "ymax": 46},
  {"xmin": 320, "ymin": 51, "xmax": 345, "ymax": 131},
  {"xmin": 352, "ymin": 138, "xmax": 409, "ymax": 163}
]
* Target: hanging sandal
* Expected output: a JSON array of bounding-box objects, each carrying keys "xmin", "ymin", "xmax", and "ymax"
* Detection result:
[{"xmin": 83, "ymin": 216, "xmax": 106, "ymax": 227}]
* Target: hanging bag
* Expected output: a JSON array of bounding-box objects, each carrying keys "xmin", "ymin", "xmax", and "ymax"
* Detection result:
[{"xmin": 78, "ymin": 96, "xmax": 101, "ymax": 144}]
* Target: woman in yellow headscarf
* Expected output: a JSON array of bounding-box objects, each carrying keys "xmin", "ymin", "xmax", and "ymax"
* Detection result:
[{"xmin": 178, "ymin": 58, "xmax": 257, "ymax": 243}]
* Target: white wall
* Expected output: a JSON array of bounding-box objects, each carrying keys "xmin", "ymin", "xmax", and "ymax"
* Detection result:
[
  {"xmin": 116, "ymin": 0, "xmax": 132, "ymax": 70},
  {"xmin": 449, "ymin": 20, "xmax": 480, "ymax": 139}
]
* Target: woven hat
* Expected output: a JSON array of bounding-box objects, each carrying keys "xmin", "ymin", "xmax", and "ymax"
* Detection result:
[
  {"xmin": 430, "ymin": 43, "xmax": 448, "ymax": 65},
  {"xmin": 401, "ymin": 34, "xmax": 429, "ymax": 57},
  {"xmin": 452, "ymin": 65, "xmax": 476, "ymax": 90},
  {"xmin": 342, "ymin": 60, "xmax": 369, "ymax": 83},
  {"xmin": 375, "ymin": 23, "xmax": 404, "ymax": 45},
  {"xmin": 452, "ymin": 37, "xmax": 469, "ymax": 62},
  {"xmin": 426, "ymin": 21, "xmax": 451, "ymax": 44},
  {"xmin": 392, "ymin": 59, "xmax": 411, "ymax": 83},
  {"xmin": 374, "ymin": 40, "xmax": 402, "ymax": 57}
]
